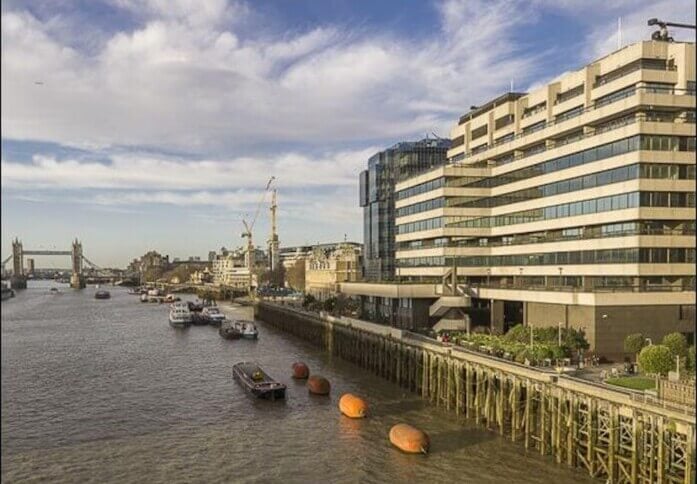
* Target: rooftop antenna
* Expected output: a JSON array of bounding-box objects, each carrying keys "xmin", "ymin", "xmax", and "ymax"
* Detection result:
[{"xmin": 648, "ymin": 18, "xmax": 696, "ymax": 42}]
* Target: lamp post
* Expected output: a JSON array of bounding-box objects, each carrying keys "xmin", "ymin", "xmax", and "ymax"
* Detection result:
[
  {"xmin": 558, "ymin": 322, "xmax": 563, "ymax": 347},
  {"xmin": 558, "ymin": 267, "xmax": 563, "ymax": 288}
]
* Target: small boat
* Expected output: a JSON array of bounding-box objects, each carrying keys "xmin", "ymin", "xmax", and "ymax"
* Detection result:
[
  {"xmin": 94, "ymin": 290, "xmax": 111, "ymax": 299},
  {"xmin": 219, "ymin": 321, "xmax": 242, "ymax": 339},
  {"xmin": 232, "ymin": 362, "xmax": 286, "ymax": 400},
  {"xmin": 140, "ymin": 293, "xmax": 148, "ymax": 303},
  {"xmin": 164, "ymin": 294, "xmax": 181, "ymax": 303},
  {"xmin": 188, "ymin": 301, "xmax": 204, "ymax": 313},
  {"xmin": 233, "ymin": 320, "xmax": 258, "ymax": 339},
  {"xmin": 49, "ymin": 287, "xmax": 62, "ymax": 295},
  {"xmin": 1, "ymin": 285, "xmax": 15, "ymax": 301},
  {"xmin": 202, "ymin": 307, "xmax": 226, "ymax": 326},
  {"xmin": 169, "ymin": 305, "xmax": 192, "ymax": 327}
]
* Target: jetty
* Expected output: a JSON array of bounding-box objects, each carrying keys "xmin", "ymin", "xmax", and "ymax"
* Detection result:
[{"xmin": 256, "ymin": 301, "xmax": 695, "ymax": 484}]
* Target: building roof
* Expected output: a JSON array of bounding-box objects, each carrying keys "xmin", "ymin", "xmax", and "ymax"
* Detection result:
[{"xmin": 457, "ymin": 92, "xmax": 526, "ymax": 125}]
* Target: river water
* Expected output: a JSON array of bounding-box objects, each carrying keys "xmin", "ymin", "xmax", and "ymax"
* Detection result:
[{"xmin": 1, "ymin": 282, "xmax": 594, "ymax": 483}]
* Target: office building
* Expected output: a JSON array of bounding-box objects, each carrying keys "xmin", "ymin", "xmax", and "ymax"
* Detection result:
[
  {"xmin": 343, "ymin": 40, "xmax": 696, "ymax": 360},
  {"xmin": 359, "ymin": 138, "xmax": 450, "ymax": 281}
]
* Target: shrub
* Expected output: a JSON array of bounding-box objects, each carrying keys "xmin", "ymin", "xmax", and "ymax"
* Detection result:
[
  {"xmin": 662, "ymin": 332, "xmax": 688, "ymax": 362},
  {"xmin": 624, "ymin": 333, "xmax": 646, "ymax": 361},
  {"xmin": 638, "ymin": 344, "xmax": 675, "ymax": 376},
  {"xmin": 302, "ymin": 294, "xmax": 316, "ymax": 309}
]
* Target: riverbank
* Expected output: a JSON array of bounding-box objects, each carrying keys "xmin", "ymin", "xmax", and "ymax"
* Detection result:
[{"xmin": 255, "ymin": 301, "xmax": 696, "ymax": 484}]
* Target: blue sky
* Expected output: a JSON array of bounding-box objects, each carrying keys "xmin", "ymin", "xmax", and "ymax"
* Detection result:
[{"xmin": 2, "ymin": 0, "xmax": 695, "ymax": 268}]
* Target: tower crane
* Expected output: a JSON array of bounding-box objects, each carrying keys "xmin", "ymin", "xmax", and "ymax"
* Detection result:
[
  {"xmin": 648, "ymin": 18, "xmax": 695, "ymax": 42},
  {"xmin": 241, "ymin": 176, "xmax": 275, "ymax": 295}
]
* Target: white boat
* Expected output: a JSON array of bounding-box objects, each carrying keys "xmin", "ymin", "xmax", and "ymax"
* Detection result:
[
  {"xmin": 233, "ymin": 320, "xmax": 258, "ymax": 339},
  {"xmin": 202, "ymin": 306, "xmax": 226, "ymax": 325},
  {"xmin": 140, "ymin": 293, "xmax": 148, "ymax": 303},
  {"xmin": 169, "ymin": 306, "xmax": 192, "ymax": 327}
]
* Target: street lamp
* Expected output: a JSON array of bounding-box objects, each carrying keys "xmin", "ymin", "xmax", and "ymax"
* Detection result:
[
  {"xmin": 558, "ymin": 322, "xmax": 563, "ymax": 347},
  {"xmin": 558, "ymin": 267, "xmax": 563, "ymax": 288}
]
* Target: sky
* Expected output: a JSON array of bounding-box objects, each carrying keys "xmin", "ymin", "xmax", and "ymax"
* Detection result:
[{"xmin": 1, "ymin": 0, "xmax": 695, "ymax": 269}]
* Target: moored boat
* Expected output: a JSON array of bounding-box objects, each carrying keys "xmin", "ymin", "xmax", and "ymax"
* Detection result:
[
  {"xmin": 95, "ymin": 290, "xmax": 111, "ymax": 299},
  {"xmin": 233, "ymin": 320, "xmax": 258, "ymax": 339},
  {"xmin": 1, "ymin": 285, "xmax": 15, "ymax": 301},
  {"xmin": 202, "ymin": 307, "xmax": 226, "ymax": 326},
  {"xmin": 169, "ymin": 305, "xmax": 192, "ymax": 327},
  {"xmin": 219, "ymin": 321, "xmax": 242, "ymax": 339},
  {"xmin": 49, "ymin": 287, "xmax": 62, "ymax": 295},
  {"xmin": 232, "ymin": 362, "xmax": 286, "ymax": 400}
]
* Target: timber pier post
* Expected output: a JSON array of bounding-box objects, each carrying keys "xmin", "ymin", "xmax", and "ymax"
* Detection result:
[{"xmin": 256, "ymin": 302, "xmax": 696, "ymax": 484}]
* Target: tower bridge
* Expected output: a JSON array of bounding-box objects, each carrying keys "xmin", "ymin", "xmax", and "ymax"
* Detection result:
[{"xmin": 2, "ymin": 238, "xmax": 98, "ymax": 289}]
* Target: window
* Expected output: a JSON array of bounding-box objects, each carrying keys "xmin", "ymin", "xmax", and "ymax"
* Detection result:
[
  {"xmin": 522, "ymin": 121, "xmax": 545, "ymax": 135},
  {"xmin": 471, "ymin": 125, "xmax": 488, "ymax": 140},
  {"xmin": 556, "ymin": 84, "xmax": 584, "ymax": 104},
  {"xmin": 555, "ymin": 105, "xmax": 584, "ymax": 122}
]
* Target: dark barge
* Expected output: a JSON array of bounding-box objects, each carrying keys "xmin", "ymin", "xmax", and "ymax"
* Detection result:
[{"xmin": 232, "ymin": 362, "xmax": 286, "ymax": 400}]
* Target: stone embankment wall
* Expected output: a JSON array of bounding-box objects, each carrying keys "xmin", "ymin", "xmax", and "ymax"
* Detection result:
[{"xmin": 256, "ymin": 302, "xmax": 696, "ymax": 484}]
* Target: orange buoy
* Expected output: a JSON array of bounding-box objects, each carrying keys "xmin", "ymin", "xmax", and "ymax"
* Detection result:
[
  {"xmin": 339, "ymin": 393, "xmax": 368, "ymax": 418},
  {"xmin": 389, "ymin": 423, "xmax": 430, "ymax": 454},
  {"xmin": 292, "ymin": 362, "xmax": 309, "ymax": 379},
  {"xmin": 307, "ymin": 375, "xmax": 330, "ymax": 395}
]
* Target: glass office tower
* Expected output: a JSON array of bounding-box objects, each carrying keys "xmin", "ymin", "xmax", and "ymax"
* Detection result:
[{"xmin": 359, "ymin": 138, "xmax": 450, "ymax": 281}]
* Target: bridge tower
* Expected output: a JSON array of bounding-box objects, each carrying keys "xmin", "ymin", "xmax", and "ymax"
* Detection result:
[
  {"xmin": 70, "ymin": 238, "xmax": 86, "ymax": 289},
  {"xmin": 10, "ymin": 238, "xmax": 27, "ymax": 289}
]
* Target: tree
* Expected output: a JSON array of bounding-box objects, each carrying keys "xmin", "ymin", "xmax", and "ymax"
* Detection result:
[
  {"xmin": 638, "ymin": 344, "xmax": 675, "ymax": 376},
  {"xmin": 259, "ymin": 265, "xmax": 286, "ymax": 288},
  {"xmin": 302, "ymin": 294, "xmax": 316, "ymax": 309},
  {"xmin": 662, "ymin": 332, "xmax": 688, "ymax": 363},
  {"xmin": 624, "ymin": 333, "xmax": 646, "ymax": 362},
  {"xmin": 323, "ymin": 296, "xmax": 337, "ymax": 313},
  {"xmin": 286, "ymin": 260, "xmax": 305, "ymax": 291}
]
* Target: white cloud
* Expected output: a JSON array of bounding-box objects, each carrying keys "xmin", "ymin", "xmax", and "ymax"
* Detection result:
[
  {"xmin": 1, "ymin": 0, "xmax": 546, "ymax": 154},
  {"xmin": 0, "ymin": 146, "xmax": 378, "ymax": 190}
]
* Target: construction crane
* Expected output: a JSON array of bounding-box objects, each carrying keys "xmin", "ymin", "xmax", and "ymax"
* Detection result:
[
  {"xmin": 648, "ymin": 18, "xmax": 695, "ymax": 42},
  {"xmin": 241, "ymin": 176, "xmax": 275, "ymax": 295}
]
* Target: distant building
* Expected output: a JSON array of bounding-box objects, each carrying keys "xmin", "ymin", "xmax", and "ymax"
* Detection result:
[
  {"xmin": 26, "ymin": 258, "xmax": 35, "ymax": 274},
  {"xmin": 210, "ymin": 247, "xmax": 264, "ymax": 292},
  {"xmin": 190, "ymin": 268, "xmax": 214, "ymax": 284},
  {"xmin": 359, "ymin": 138, "xmax": 450, "ymax": 281},
  {"xmin": 127, "ymin": 251, "xmax": 170, "ymax": 274},
  {"xmin": 305, "ymin": 243, "xmax": 362, "ymax": 300}
]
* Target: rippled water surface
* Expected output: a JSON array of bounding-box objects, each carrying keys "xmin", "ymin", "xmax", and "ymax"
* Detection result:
[{"xmin": 2, "ymin": 282, "xmax": 594, "ymax": 483}]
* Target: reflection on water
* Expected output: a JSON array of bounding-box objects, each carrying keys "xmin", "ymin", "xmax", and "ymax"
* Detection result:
[{"xmin": 1, "ymin": 282, "xmax": 595, "ymax": 483}]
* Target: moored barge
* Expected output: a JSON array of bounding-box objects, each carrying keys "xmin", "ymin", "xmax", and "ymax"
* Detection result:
[{"xmin": 232, "ymin": 362, "xmax": 286, "ymax": 400}]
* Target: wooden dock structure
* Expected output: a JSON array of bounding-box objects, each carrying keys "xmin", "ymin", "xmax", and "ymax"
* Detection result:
[{"xmin": 256, "ymin": 302, "xmax": 695, "ymax": 484}]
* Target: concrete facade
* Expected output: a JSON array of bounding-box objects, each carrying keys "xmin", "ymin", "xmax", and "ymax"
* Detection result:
[{"xmin": 342, "ymin": 40, "xmax": 696, "ymax": 360}]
